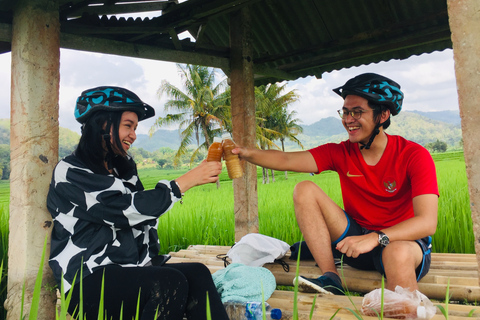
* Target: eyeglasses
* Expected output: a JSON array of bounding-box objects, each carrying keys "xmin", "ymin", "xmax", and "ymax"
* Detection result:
[{"xmin": 337, "ymin": 109, "xmax": 368, "ymax": 120}]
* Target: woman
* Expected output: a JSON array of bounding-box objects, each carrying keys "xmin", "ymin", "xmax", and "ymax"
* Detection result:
[{"xmin": 47, "ymin": 86, "xmax": 229, "ymax": 320}]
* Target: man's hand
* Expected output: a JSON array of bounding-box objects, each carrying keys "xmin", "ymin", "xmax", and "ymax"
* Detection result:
[{"xmin": 335, "ymin": 232, "xmax": 379, "ymax": 258}]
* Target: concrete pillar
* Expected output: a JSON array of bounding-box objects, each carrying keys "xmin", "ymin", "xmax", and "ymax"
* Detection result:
[
  {"xmin": 447, "ymin": 0, "xmax": 480, "ymax": 279},
  {"xmin": 229, "ymin": 7, "xmax": 259, "ymax": 241},
  {"xmin": 5, "ymin": 0, "xmax": 59, "ymax": 319}
]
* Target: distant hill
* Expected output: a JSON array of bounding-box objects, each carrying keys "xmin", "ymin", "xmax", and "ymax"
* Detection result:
[
  {"xmin": 301, "ymin": 116, "xmax": 345, "ymax": 137},
  {"xmin": 0, "ymin": 110, "xmax": 463, "ymax": 153},
  {"xmin": 0, "ymin": 119, "xmax": 9, "ymax": 145},
  {"xmin": 410, "ymin": 110, "xmax": 461, "ymax": 126},
  {"xmin": 134, "ymin": 129, "xmax": 183, "ymax": 151},
  {"xmin": 281, "ymin": 110, "xmax": 462, "ymax": 150}
]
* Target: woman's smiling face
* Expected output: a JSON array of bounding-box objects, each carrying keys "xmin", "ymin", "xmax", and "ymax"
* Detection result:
[{"xmin": 111, "ymin": 111, "xmax": 138, "ymax": 153}]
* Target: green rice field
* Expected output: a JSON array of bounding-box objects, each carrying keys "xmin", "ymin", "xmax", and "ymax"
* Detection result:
[
  {"xmin": 0, "ymin": 150, "xmax": 472, "ymax": 319},
  {"xmin": 0, "ymin": 150, "xmax": 473, "ymax": 256}
]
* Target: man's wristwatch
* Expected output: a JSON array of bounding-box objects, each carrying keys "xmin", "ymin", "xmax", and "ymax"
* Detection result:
[{"xmin": 375, "ymin": 231, "xmax": 390, "ymax": 247}]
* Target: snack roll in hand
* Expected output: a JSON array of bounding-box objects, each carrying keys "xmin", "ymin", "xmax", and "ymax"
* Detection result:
[
  {"xmin": 207, "ymin": 137, "xmax": 223, "ymax": 162},
  {"xmin": 222, "ymin": 133, "xmax": 243, "ymax": 179}
]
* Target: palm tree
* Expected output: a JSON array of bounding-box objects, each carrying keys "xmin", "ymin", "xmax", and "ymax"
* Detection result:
[
  {"xmin": 150, "ymin": 64, "xmax": 229, "ymax": 167},
  {"xmin": 254, "ymin": 83, "xmax": 300, "ymax": 183},
  {"xmin": 275, "ymin": 108, "xmax": 304, "ymax": 179}
]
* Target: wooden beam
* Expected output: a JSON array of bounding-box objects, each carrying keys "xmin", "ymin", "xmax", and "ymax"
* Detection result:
[
  {"xmin": 447, "ymin": 0, "xmax": 480, "ymax": 283},
  {"xmin": 59, "ymin": 32, "xmax": 293, "ymax": 81},
  {"xmin": 62, "ymin": 1, "xmax": 175, "ymax": 18},
  {"xmin": 159, "ymin": 0, "xmax": 261, "ymax": 32},
  {"xmin": 6, "ymin": 0, "xmax": 59, "ymax": 319},
  {"xmin": 229, "ymin": 7, "xmax": 258, "ymax": 241},
  {"xmin": 60, "ymin": 32, "xmax": 231, "ymax": 69},
  {"xmin": 0, "ymin": 22, "xmax": 11, "ymax": 42}
]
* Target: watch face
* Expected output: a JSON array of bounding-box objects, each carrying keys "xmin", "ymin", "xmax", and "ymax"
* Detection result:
[{"xmin": 378, "ymin": 233, "xmax": 389, "ymax": 247}]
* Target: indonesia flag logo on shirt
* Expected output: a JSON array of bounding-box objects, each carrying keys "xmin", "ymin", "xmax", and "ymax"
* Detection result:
[{"xmin": 383, "ymin": 179, "xmax": 397, "ymax": 193}]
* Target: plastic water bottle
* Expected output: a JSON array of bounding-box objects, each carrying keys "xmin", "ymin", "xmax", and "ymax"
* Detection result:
[{"xmin": 245, "ymin": 302, "xmax": 282, "ymax": 319}]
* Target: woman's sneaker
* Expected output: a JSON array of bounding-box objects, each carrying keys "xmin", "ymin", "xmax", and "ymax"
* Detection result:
[{"xmin": 294, "ymin": 275, "xmax": 345, "ymax": 295}]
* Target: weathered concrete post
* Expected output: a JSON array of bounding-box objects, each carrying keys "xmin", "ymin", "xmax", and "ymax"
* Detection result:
[
  {"xmin": 230, "ymin": 7, "xmax": 259, "ymax": 241},
  {"xmin": 5, "ymin": 0, "xmax": 59, "ymax": 318},
  {"xmin": 447, "ymin": 0, "xmax": 480, "ymax": 281}
]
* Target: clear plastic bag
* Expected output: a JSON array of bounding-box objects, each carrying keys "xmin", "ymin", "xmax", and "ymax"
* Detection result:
[{"xmin": 361, "ymin": 286, "xmax": 436, "ymax": 319}]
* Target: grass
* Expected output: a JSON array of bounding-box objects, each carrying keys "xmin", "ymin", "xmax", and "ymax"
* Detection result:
[
  {"xmin": 0, "ymin": 151, "xmax": 473, "ymax": 256},
  {"xmin": 143, "ymin": 151, "xmax": 473, "ymax": 255},
  {"xmin": 0, "ymin": 150, "xmax": 474, "ymax": 319}
]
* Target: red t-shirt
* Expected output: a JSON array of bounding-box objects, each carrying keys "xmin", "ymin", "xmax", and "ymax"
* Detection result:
[{"xmin": 308, "ymin": 134, "xmax": 439, "ymax": 230}]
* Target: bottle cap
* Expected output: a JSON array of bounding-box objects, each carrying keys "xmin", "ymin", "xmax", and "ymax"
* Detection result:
[
  {"xmin": 271, "ymin": 308, "xmax": 282, "ymax": 319},
  {"xmin": 213, "ymin": 137, "xmax": 222, "ymax": 143},
  {"xmin": 417, "ymin": 306, "xmax": 426, "ymax": 319}
]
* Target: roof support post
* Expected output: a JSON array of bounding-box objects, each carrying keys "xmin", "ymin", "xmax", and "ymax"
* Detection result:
[
  {"xmin": 6, "ymin": 0, "xmax": 59, "ymax": 319},
  {"xmin": 447, "ymin": 0, "xmax": 480, "ymax": 279},
  {"xmin": 229, "ymin": 7, "xmax": 258, "ymax": 241}
]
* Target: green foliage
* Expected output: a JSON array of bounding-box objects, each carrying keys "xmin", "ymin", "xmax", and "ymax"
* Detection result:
[
  {"xmin": 0, "ymin": 120, "xmax": 9, "ymax": 146},
  {"xmin": 156, "ymin": 158, "xmax": 167, "ymax": 168},
  {"xmin": 0, "ymin": 145, "xmax": 9, "ymax": 180},
  {"xmin": 436, "ymin": 278, "xmax": 450, "ymax": 319},
  {"xmin": 58, "ymin": 127, "xmax": 80, "ymax": 159},
  {"xmin": 28, "ymin": 234, "xmax": 48, "ymax": 320},
  {"xmin": 389, "ymin": 112, "xmax": 462, "ymax": 148},
  {"xmin": 425, "ymin": 139, "xmax": 448, "ymax": 153},
  {"xmin": 0, "ymin": 153, "xmax": 474, "ymax": 319},
  {"xmin": 254, "ymin": 83, "xmax": 301, "ymax": 151},
  {"xmin": 151, "ymin": 64, "xmax": 229, "ymax": 167}
]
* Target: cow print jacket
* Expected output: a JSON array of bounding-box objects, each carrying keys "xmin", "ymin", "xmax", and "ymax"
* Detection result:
[{"xmin": 47, "ymin": 153, "xmax": 182, "ymax": 292}]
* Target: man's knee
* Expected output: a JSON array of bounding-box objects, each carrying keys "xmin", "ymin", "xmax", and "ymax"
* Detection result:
[
  {"xmin": 293, "ymin": 180, "xmax": 322, "ymax": 203},
  {"xmin": 382, "ymin": 241, "xmax": 420, "ymax": 270}
]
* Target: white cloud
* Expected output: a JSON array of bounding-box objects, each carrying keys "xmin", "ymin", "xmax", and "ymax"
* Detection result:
[
  {"xmin": 0, "ymin": 53, "xmax": 11, "ymax": 120},
  {"xmin": 1, "ymin": 48, "xmax": 459, "ymax": 132}
]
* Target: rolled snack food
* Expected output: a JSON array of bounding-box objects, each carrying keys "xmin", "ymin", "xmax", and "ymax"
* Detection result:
[{"xmin": 361, "ymin": 286, "xmax": 436, "ymax": 319}]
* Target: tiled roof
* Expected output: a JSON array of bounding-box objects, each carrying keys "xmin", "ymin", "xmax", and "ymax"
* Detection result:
[{"xmin": 0, "ymin": 0, "xmax": 451, "ymax": 85}]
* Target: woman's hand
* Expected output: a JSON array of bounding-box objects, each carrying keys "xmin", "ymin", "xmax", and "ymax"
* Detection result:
[{"xmin": 174, "ymin": 160, "xmax": 222, "ymax": 193}]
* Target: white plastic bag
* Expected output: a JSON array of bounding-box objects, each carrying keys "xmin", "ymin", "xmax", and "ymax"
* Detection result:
[
  {"xmin": 361, "ymin": 286, "xmax": 436, "ymax": 319},
  {"xmin": 227, "ymin": 233, "xmax": 290, "ymax": 267}
]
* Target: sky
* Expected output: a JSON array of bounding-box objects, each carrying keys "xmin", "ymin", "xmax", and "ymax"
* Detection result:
[{"xmin": 0, "ymin": 47, "xmax": 458, "ymax": 135}]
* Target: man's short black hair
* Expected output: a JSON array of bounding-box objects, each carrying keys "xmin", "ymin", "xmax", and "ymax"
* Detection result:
[{"xmin": 369, "ymin": 101, "xmax": 391, "ymax": 130}]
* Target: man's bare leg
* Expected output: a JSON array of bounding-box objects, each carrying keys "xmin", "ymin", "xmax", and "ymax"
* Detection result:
[
  {"xmin": 382, "ymin": 241, "xmax": 423, "ymax": 291},
  {"xmin": 293, "ymin": 180, "xmax": 348, "ymax": 276}
]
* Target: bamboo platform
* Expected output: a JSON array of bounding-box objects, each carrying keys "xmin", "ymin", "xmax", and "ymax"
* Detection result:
[{"xmin": 169, "ymin": 245, "xmax": 480, "ymax": 320}]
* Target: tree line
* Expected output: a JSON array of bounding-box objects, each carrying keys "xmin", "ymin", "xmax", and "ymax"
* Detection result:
[
  {"xmin": 150, "ymin": 64, "xmax": 303, "ymax": 183},
  {"xmin": 0, "ymin": 64, "xmax": 454, "ymax": 181}
]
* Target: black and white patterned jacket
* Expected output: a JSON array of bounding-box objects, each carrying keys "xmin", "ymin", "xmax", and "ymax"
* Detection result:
[{"xmin": 47, "ymin": 153, "xmax": 182, "ymax": 292}]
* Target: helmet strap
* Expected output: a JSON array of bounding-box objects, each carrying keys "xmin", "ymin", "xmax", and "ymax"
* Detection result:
[{"xmin": 359, "ymin": 121, "xmax": 385, "ymax": 150}]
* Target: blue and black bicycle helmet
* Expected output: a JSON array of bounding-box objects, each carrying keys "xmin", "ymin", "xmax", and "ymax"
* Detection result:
[
  {"xmin": 75, "ymin": 86, "xmax": 155, "ymax": 124},
  {"xmin": 333, "ymin": 73, "xmax": 404, "ymax": 150},
  {"xmin": 333, "ymin": 73, "xmax": 403, "ymax": 116}
]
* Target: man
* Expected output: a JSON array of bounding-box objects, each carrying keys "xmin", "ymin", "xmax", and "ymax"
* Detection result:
[{"xmin": 233, "ymin": 73, "xmax": 438, "ymax": 295}]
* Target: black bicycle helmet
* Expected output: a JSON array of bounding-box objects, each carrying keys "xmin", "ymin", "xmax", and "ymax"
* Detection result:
[
  {"xmin": 333, "ymin": 73, "xmax": 404, "ymax": 150},
  {"xmin": 74, "ymin": 86, "xmax": 155, "ymax": 124},
  {"xmin": 333, "ymin": 73, "xmax": 403, "ymax": 116}
]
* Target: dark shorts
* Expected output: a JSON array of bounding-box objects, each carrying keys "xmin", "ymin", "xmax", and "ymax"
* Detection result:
[{"xmin": 331, "ymin": 211, "xmax": 432, "ymax": 281}]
